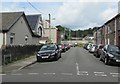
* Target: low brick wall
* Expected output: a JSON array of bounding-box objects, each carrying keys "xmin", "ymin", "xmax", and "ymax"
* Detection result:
[{"xmin": 2, "ymin": 44, "xmax": 43, "ymax": 65}]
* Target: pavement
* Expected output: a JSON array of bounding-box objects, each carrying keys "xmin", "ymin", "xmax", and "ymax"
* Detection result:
[{"xmin": 2, "ymin": 55, "xmax": 36, "ymax": 74}]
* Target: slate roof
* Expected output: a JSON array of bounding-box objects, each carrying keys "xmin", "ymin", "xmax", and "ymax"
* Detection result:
[
  {"xmin": 0, "ymin": 12, "xmax": 40, "ymax": 37},
  {"xmin": 26, "ymin": 14, "xmax": 41, "ymax": 30},
  {"xmin": 0, "ymin": 12, "xmax": 23, "ymax": 32}
]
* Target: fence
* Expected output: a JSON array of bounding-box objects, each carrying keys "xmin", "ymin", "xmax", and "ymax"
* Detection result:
[{"xmin": 2, "ymin": 44, "xmax": 43, "ymax": 65}]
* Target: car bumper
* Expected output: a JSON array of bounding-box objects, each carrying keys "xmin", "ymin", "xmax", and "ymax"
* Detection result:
[
  {"xmin": 109, "ymin": 58, "xmax": 120, "ymax": 65},
  {"xmin": 36, "ymin": 55, "xmax": 56, "ymax": 61}
]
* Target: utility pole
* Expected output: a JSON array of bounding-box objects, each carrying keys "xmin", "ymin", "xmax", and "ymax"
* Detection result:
[{"xmin": 49, "ymin": 14, "xmax": 51, "ymax": 44}]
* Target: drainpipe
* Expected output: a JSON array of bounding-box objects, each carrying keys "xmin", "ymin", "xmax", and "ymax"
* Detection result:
[
  {"xmin": 115, "ymin": 18, "xmax": 117, "ymax": 45},
  {"xmin": 3, "ymin": 32, "xmax": 5, "ymax": 48}
]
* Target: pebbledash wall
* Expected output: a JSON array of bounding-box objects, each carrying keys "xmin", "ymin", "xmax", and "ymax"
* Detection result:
[{"xmin": 5, "ymin": 16, "xmax": 33, "ymax": 45}]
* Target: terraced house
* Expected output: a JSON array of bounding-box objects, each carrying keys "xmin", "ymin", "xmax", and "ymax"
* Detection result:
[{"xmin": 94, "ymin": 13, "xmax": 120, "ymax": 46}]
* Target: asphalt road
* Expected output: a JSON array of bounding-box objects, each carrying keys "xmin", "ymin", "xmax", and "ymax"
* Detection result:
[{"xmin": 2, "ymin": 47, "xmax": 120, "ymax": 82}]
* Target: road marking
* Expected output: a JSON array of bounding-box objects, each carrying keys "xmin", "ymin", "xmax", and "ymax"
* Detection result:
[
  {"xmin": 79, "ymin": 71, "xmax": 89, "ymax": 75},
  {"xmin": 94, "ymin": 72, "xmax": 107, "ymax": 77},
  {"xmin": 43, "ymin": 73, "xmax": 55, "ymax": 75},
  {"xmin": 76, "ymin": 63, "xmax": 80, "ymax": 75},
  {"xmin": 110, "ymin": 73, "xmax": 119, "ymax": 77},
  {"xmin": 94, "ymin": 72, "xmax": 104, "ymax": 74},
  {"xmin": 95, "ymin": 74, "xmax": 107, "ymax": 77},
  {"xmin": 61, "ymin": 73, "xmax": 73, "ymax": 76},
  {"xmin": 110, "ymin": 73, "xmax": 119, "ymax": 75},
  {"xmin": 28, "ymin": 73, "xmax": 39, "ymax": 75},
  {"xmin": 0, "ymin": 74, "xmax": 6, "ymax": 76},
  {"xmin": 11, "ymin": 73, "xmax": 22, "ymax": 75}
]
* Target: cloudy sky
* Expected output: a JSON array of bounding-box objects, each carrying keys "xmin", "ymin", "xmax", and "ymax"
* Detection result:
[{"xmin": 1, "ymin": 0, "xmax": 120, "ymax": 30}]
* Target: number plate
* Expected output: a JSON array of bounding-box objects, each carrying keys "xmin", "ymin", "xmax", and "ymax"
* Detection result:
[{"xmin": 42, "ymin": 56, "xmax": 49, "ymax": 59}]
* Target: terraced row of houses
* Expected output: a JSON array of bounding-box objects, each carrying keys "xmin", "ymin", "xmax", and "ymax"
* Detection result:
[
  {"xmin": 0, "ymin": 12, "xmax": 61, "ymax": 48},
  {"xmin": 94, "ymin": 13, "xmax": 120, "ymax": 46}
]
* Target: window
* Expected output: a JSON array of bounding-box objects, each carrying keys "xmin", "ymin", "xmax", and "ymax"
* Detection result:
[
  {"xmin": 25, "ymin": 35, "xmax": 29, "ymax": 44},
  {"xmin": 38, "ymin": 27, "xmax": 42, "ymax": 36},
  {"xmin": 10, "ymin": 37, "xmax": 13, "ymax": 44},
  {"xmin": 10, "ymin": 33, "xmax": 15, "ymax": 45}
]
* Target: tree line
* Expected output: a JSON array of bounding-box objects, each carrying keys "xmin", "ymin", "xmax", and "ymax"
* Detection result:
[{"xmin": 56, "ymin": 25, "xmax": 98, "ymax": 39}]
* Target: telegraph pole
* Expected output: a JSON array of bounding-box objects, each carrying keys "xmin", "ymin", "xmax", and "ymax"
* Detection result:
[{"xmin": 49, "ymin": 14, "xmax": 51, "ymax": 44}]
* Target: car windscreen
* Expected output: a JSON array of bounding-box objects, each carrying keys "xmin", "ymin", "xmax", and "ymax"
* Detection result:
[
  {"xmin": 40, "ymin": 45, "xmax": 56, "ymax": 51},
  {"xmin": 109, "ymin": 45, "xmax": 120, "ymax": 52}
]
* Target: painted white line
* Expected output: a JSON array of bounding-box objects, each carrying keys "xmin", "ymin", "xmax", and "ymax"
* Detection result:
[
  {"xmin": 95, "ymin": 74, "xmax": 107, "ymax": 77},
  {"xmin": 76, "ymin": 63, "xmax": 80, "ymax": 75},
  {"xmin": 28, "ymin": 73, "xmax": 39, "ymax": 75},
  {"xmin": 79, "ymin": 73, "xmax": 89, "ymax": 75},
  {"xmin": 110, "ymin": 73, "xmax": 119, "ymax": 77},
  {"xmin": 11, "ymin": 73, "xmax": 22, "ymax": 75},
  {"xmin": 79, "ymin": 71, "xmax": 88, "ymax": 73},
  {"xmin": 94, "ymin": 72, "xmax": 107, "ymax": 77},
  {"xmin": 0, "ymin": 74, "xmax": 6, "ymax": 76},
  {"xmin": 43, "ymin": 73, "xmax": 55, "ymax": 75},
  {"xmin": 17, "ymin": 66, "xmax": 26, "ymax": 71},
  {"xmin": 61, "ymin": 73, "xmax": 73, "ymax": 76},
  {"xmin": 79, "ymin": 71, "xmax": 89, "ymax": 76},
  {"xmin": 94, "ymin": 72, "xmax": 104, "ymax": 74},
  {"xmin": 112, "ymin": 75, "xmax": 118, "ymax": 77},
  {"xmin": 110, "ymin": 73, "xmax": 119, "ymax": 75}
]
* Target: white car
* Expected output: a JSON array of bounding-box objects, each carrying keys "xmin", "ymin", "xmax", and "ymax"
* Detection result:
[
  {"xmin": 89, "ymin": 44, "xmax": 96, "ymax": 53},
  {"xmin": 87, "ymin": 43, "xmax": 92, "ymax": 50}
]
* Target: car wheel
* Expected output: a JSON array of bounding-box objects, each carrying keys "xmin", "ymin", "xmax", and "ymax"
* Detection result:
[
  {"xmin": 59, "ymin": 53, "xmax": 61, "ymax": 58},
  {"xmin": 54, "ymin": 56, "xmax": 58, "ymax": 61},
  {"xmin": 104, "ymin": 57, "xmax": 109, "ymax": 65}
]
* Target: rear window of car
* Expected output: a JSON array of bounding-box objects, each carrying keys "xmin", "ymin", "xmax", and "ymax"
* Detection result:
[{"xmin": 99, "ymin": 45, "xmax": 104, "ymax": 49}]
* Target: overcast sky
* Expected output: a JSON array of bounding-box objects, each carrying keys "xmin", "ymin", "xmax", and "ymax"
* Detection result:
[{"xmin": 1, "ymin": 0, "xmax": 120, "ymax": 30}]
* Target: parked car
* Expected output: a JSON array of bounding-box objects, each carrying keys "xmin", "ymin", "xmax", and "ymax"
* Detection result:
[
  {"xmin": 100, "ymin": 45, "xmax": 120, "ymax": 65},
  {"xmin": 94, "ymin": 44, "xmax": 105, "ymax": 58},
  {"xmin": 36, "ymin": 44, "xmax": 61, "ymax": 62},
  {"xmin": 64, "ymin": 43, "xmax": 70, "ymax": 50},
  {"xmin": 86, "ymin": 43, "xmax": 92, "ymax": 50},
  {"xmin": 58, "ymin": 44, "xmax": 63, "ymax": 52},
  {"xmin": 83, "ymin": 43, "xmax": 89, "ymax": 50},
  {"xmin": 89, "ymin": 44, "xmax": 96, "ymax": 53},
  {"xmin": 74, "ymin": 42, "xmax": 78, "ymax": 46},
  {"xmin": 69, "ymin": 43, "xmax": 75, "ymax": 47}
]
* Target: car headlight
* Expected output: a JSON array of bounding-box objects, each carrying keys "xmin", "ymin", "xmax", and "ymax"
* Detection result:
[
  {"xmin": 51, "ymin": 52, "xmax": 56, "ymax": 55},
  {"xmin": 37, "ymin": 54, "xmax": 41, "ymax": 56},
  {"xmin": 108, "ymin": 53, "xmax": 114, "ymax": 58}
]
